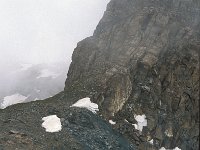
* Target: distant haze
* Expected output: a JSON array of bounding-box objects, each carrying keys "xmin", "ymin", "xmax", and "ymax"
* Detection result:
[
  {"xmin": 0, "ymin": 0, "xmax": 110, "ymax": 107},
  {"xmin": 0, "ymin": 0, "xmax": 110, "ymax": 65}
]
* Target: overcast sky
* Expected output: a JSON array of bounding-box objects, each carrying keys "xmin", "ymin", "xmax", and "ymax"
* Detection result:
[{"xmin": 0, "ymin": 0, "xmax": 110, "ymax": 66}]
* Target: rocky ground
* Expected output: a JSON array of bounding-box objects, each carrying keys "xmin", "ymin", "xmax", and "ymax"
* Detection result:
[{"xmin": 0, "ymin": 93, "xmax": 135, "ymax": 150}]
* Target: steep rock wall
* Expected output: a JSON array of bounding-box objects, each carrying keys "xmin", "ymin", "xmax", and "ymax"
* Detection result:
[{"xmin": 65, "ymin": 0, "xmax": 200, "ymax": 149}]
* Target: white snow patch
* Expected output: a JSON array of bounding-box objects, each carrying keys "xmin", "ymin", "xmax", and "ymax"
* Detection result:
[
  {"xmin": 148, "ymin": 139, "xmax": 154, "ymax": 145},
  {"xmin": 37, "ymin": 69, "xmax": 59, "ymax": 79},
  {"xmin": 109, "ymin": 120, "xmax": 116, "ymax": 125},
  {"xmin": 134, "ymin": 114, "xmax": 147, "ymax": 132},
  {"xmin": 124, "ymin": 119, "xmax": 129, "ymax": 123},
  {"xmin": 42, "ymin": 115, "xmax": 62, "ymax": 133},
  {"xmin": 71, "ymin": 97, "xmax": 99, "ymax": 113},
  {"xmin": 0, "ymin": 93, "xmax": 27, "ymax": 109},
  {"xmin": 173, "ymin": 147, "xmax": 181, "ymax": 150},
  {"xmin": 159, "ymin": 147, "xmax": 181, "ymax": 150},
  {"xmin": 34, "ymin": 98, "xmax": 39, "ymax": 101},
  {"xmin": 132, "ymin": 124, "xmax": 138, "ymax": 129}
]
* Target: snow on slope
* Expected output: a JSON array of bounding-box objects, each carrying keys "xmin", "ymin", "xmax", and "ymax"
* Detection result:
[
  {"xmin": 0, "ymin": 93, "xmax": 27, "ymax": 109},
  {"xmin": 133, "ymin": 114, "xmax": 147, "ymax": 132},
  {"xmin": 42, "ymin": 115, "xmax": 62, "ymax": 133},
  {"xmin": 71, "ymin": 97, "xmax": 99, "ymax": 113},
  {"xmin": 109, "ymin": 120, "xmax": 116, "ymax": 125},
  {"xmin": 159, "ymin": 147, "xmax": 181, "ymax": 150}
]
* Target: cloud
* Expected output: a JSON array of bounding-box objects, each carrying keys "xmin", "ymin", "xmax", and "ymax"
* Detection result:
[{"xmin": 0, "ymin": 0, "xmax": 110, "ymax": 65}]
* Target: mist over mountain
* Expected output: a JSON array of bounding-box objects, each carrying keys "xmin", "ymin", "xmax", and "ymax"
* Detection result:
[
  {"xmin": 0, "ymin": 0, "xmax": 199, "ymax": 150},
  {"xmin": 0, "ymin": 61, "xmax": 68, "ymax": 109},
  {"xmin": 0, "ymin": 0, "xmax": 109, "ymax": 108},
  {"xmin": 0, "ymin": 0, "xmax": 110, "ymax": 65}
]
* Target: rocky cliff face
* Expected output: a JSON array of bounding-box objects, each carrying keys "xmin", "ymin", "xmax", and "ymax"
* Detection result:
[
  {"xmin": 0, "ymin": 0, "xmax": 199, "ymax": 150},
  {"xmin": 65, "ymin": 0, "xmax": 200, "ymax": 149}
]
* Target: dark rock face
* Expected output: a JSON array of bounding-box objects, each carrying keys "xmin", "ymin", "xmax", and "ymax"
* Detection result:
[{"xmin": 65, "ymin": 0, "xmax": 200, "ymax": 149}]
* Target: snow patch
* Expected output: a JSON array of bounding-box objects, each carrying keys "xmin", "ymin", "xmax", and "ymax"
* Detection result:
[
  {"xmin": 174, "ymin": 147, "xmax": 181, "ymax": 150},
  {"xmin": 133, "ymin": 114, "xmax": 147, "ymax": 132},
  {"xmin": 148, "ymin": 139, "xmax": 154, "ymax": 145},
  {"xmin": 109, "ymin": 120, "xmax": 116, "ymax": 125},
  {"xmin": 132, "ymin": 124, "xmax": 138, "ymax": 129},
  {"xmin": 159, "ymin": 100, "xmax": 162, "ymax": 106},
  {"xmin": 0, "ymin": 93, "xmax": 27, "ymax": 109},
  {"xmin": 124, "ymin": 119, "xmax": 129, "ymax": 123},
  {"xmin": 34, "ymin": 98, "xmax": 39, "ymax": 101},
  {"xmin": 42, "ymin": 115, "xmax": 62, "ymax": 133},
  {"xmin": 71, "ymin": 97, "xmax": 99, "ymax": 113},
  {"xmin": 159, "ymin": 147, "xmax": 181, "ymax": 150},
  {"xmin": 37, "ymin": 69, "xmax": 59, "ymax": 79}
]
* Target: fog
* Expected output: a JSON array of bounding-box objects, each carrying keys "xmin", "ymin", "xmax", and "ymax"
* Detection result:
[
  {"xmin": 0, "ymin": 0, "xmax": 110, "ymax": 108},
  {"xmin": 0, "ymin": 0, "xmax": 109, "ymax": 65}
]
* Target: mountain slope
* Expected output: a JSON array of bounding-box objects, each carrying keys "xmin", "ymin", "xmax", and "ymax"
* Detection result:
[
  {"xmin": 0, "ymin": 0, "xmax": 199, "ymax": 149},
  {"xmin": 0, "ymin": 94, "xmax": 135, "ymax": 150}
]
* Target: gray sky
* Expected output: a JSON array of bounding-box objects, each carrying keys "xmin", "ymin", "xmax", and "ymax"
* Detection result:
[{"xmin": 0, "ymin": 0, "xmax": 110, "ymax": 65}]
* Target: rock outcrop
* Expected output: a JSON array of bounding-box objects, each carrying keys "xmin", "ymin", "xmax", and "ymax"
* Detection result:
[
  {"xmin": 65, "ymin": 0, "xmax": 200, "ymax": 149},
  {"xmin": 0, "ymin": 0, "xmax": 199, "ymax": 149}
]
